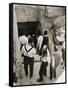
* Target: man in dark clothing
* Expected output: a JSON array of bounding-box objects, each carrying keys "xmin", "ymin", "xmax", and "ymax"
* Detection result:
[
  {"xmin": 41, "ymin": 31, "xmax": 49, "ymax": 50},
  {"xmin": 32, "ymin": 34, "xmax": 37, "ymax": 48},
  {"xmin": 37, "ymin": 49, "xmax": 48, "ymax": 82}
]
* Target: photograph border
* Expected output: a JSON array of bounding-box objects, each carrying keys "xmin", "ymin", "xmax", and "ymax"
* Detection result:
[{"xmin": 9, "ymin": 3, "xmax": 67, "ymax": 87}]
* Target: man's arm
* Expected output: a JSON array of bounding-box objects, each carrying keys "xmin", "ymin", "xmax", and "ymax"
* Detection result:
[{"xmin": 47, "ymin": 39, "xmax": 54, "ymax": 57}]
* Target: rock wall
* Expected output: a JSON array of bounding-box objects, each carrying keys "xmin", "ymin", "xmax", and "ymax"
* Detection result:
[
  {"xmin": 45, "ymin": 6, "xmax": 65, "ymax": 17},
  {"xmin": 15, "ymin": 5, "xmax": 39, "ymax": 22},
  {"xmin": 15, "ymin": 5, "xmax": 65, "ymax": 31}
]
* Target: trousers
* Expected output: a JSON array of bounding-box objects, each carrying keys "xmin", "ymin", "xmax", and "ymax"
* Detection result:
[
  {"xmin": 24, "ymin": 56, "xmax": 34, "ymax": 78},
  {"xmin": 39, "ymin": 61, "xmax": 48, "ymax": 80}
]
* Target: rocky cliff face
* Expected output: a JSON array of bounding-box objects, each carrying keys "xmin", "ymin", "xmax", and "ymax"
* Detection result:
[{"xmin": 15, "ymin": 5, "xmax": 65, "ymax": 29}]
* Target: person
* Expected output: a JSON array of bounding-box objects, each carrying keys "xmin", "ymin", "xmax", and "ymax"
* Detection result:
[
  {"xmin": 28, "ymin": 34, "xmax": 35, "ymax": 48},
  {"xmin": 50, "ymin": 45, "xmax": 63, "ymax": 80},
  {"xmin": 42, "ymin": 30, "xmax": 53, "ymax": 59},
  {"xmin": 32, "ymin": 34, "xmax": 37, "ymax": 48},
  {"xmin": 19, "ymin": 34, "xmax": 28, "ymax": 50},
  {"xmin": 37, "ymin": 30, "xmax": 50, "ymax": 56},
  {"xmin": 50, "ymin": 46, "xmax": 57, "ymax": 80},
  {"xmin": 37, "ymin": 47, "xmax": 48, "ymax": 82},
  {"xmin": 53, "ymin": 27, "xmax": 65, "ymax": 45},
  {"xmin": 41, "ymin": 30, "xmax": 49, "ymax": 51},
  {"xmin": 22, "ymin": 38, "xmax": 36, "ymax": 78},
  {"xmin": 36, "ymin": 30, "xmax": 43, "ymax": 55}
]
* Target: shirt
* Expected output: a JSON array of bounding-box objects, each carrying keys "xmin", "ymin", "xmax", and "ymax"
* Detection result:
[
  {"xmin": 42, "ymin": 35, "xmax": 49, "ymax": 45},
  {"xmin": 22, "ymin": 44, "xmax": 36, "ymax": 58},
  {"xmin": 41, "ymin": 49, "xmax": 50, "ymax": 62},
  {"xmin": 37, "ymin": 35, "xmax": 43, "ymax": 50},
  {"xmin": 41, "ymin": 56, "xmax": 48, "ymax": 62}
]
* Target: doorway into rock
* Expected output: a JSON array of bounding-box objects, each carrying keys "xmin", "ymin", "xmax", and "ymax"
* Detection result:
[{"xmin": 17, "ymin": 21, "xmax": 41, "ymax": 37}]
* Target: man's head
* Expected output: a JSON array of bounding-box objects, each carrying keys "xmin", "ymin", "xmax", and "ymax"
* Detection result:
[
  {"xmin": 44, "ymin": 30, "xmax": 48, "ymax": 35},
  {"xmin": 28, "ymin": 38, "xmax": 32, "ymax": 44},
  {"xmin": 37, "ymin": 30, "xmax": 41, "ymax": 36},
  {"xmin": 32, "ymin": 34, "xmax": 35, "ymax": 37},
  {"xmin": 28, "ymin": 35, "xmax": 31, "ymax": 39}
]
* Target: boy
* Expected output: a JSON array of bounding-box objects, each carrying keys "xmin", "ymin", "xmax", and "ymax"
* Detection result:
[{"xmin": 37, "ymin": 46, "xmax": 48, "ymax": 82}]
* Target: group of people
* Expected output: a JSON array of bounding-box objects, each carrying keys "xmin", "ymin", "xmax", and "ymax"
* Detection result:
[{"xmin": 14, "ymin": 30, "xmax": 64, "ymax": 83}]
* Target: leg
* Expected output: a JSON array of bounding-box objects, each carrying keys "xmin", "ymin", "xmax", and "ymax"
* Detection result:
[
  {"xmin": 44, "ymin": 68, "xmax": 47, "ymax": 77},
  {"xmin": 29, "ymin": 58, "xmax": 34, "ymax": 78},
  {"xmin": 54, "ymin": 67, "xmax": 56, "ymax": 78},
  {"xmin": 44, "ymin": 62, "xmax": 48, "ymax": 77},
  {"xmin": 24, "ymin": 63, "xmax": 28, "ymax": 77},
  {"xmin": 24, "ymin": 56, "xmax": 28, "ymax": 77},
  {"xmin": 50, "ymin": 63, "xmax": 53, "ymax": 80},
  {"xmin": 39, "ymin": 49, "xmax": 42, "ymax": 55},
  {"xmin": 37, "ymin": 62, "xmax": 44, "ymax": 82}
]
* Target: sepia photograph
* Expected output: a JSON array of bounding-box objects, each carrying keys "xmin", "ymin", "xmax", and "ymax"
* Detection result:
[{"xmin": 9, "ymin": 3, "xmax": 66, "ymax": 86}]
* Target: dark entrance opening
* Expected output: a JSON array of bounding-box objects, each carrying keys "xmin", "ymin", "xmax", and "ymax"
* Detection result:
[{"xmin": 17, "ymin": 21, "xmax": 41, "ymax": 37}]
